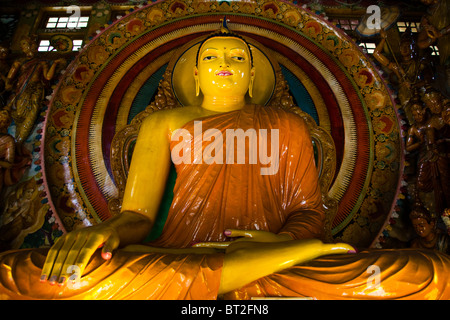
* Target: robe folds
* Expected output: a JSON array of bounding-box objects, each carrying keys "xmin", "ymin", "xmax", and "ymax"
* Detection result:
[{"xmin": 0, "ymin": 105, "xmax": 449, "ymax": 300}]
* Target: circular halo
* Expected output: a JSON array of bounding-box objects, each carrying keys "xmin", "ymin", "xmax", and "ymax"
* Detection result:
[
  {"xmin": 172, "ymin": 39, "xmax": 276, "ymax": 106},
  {"xmin": 44, "ymin": 4, "xmax": 402, "ymax": 249}
]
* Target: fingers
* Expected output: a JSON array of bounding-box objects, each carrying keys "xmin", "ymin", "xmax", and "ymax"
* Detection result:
[
  {"xmin": 40, "ymin": 229, "xmax": 116, "ymax": 287},
  {"xmin": 101, "ymin": 232, "xmax": 120, "ymax": 260},
  {"xmin": 224, "ymin": 229, "xmax": 283, "ymax": 242},
  {"xmin": 192, "ymin": 241, "xmax": 232, "ymax": 249},
  {"xmin": 224, "ymin": 229, "xmax": 255, "ymax": 238},
  {"xmin": 335, "ymin": 242, "xmax": 357, "ymax": 253},
  {"xmin": 193, "ymin": 230, "xmax": 277, "ymax": 249},
  {"xmin": 43, "ymin": 235, "xmax": 79, "ymax": 285},
  {"xmin": 40, "ymin": 236, "xmax": 65, "ymax": 282},
  {"xmin": 56, "ymin": 235, "xmax": 104, "ymax": 286},
  {"xmin": 322, "ymin": 242, "xmax": 357, "ymax": 254},
  {"xmin": 193, "ymin": 229, "xmax": 261, "ymax": 248}
]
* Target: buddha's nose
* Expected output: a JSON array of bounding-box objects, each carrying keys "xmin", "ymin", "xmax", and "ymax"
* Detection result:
[{"xmin": 220, "ymin": 55, "xmax": 230, "ymax": 68}]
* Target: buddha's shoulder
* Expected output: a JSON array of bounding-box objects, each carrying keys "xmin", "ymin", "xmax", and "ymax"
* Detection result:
[
  {"xmin": 141, "ymin": 106, "xmax": 206, "ymax": 130},
  {"xmin": 260, "ymin": 105, "xmax": 308, "ymax": 126}
]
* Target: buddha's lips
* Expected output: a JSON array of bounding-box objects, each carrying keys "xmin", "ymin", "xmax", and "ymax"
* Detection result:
[{"xmin": 216, "ymin": 70, "xmax": 233, "ymax": 76}]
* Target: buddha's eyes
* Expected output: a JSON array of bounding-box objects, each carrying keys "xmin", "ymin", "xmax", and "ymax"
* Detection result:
[
  {"xmin": 230, "ymin": 49, "xmax": 246, "ymax": 62},
  {"xmin": 203, "ymin": 55, "xmax": 217, "ymax": 61},
  {"xmin": 231, "ymin": 56, "xmax": 245, "ymax": 61},
  {"xmin": 202, "ymin": 55, "xmax": 245, "ymax": 62},
  {"xmin": 200, "ymin": 49, "xmax": 247, "ymax": 62}
]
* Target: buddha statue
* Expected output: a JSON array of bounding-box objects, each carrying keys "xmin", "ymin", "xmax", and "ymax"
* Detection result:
[{"xmin": 0, "ymin": 26, "xmax": 449, "ymax": 300}]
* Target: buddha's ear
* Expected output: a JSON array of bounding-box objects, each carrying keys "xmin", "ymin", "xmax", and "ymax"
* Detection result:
[
  {"xmin": 194, "ymin": 66, "xmax": 200, "ymax": 97},
  {"xmin": 248, "ymin": 67, "xmax": 255, "ymax": 98}
]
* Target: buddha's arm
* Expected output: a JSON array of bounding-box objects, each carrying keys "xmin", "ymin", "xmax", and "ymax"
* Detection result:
[{"xmin": 121, "ymin": 112, "xmax": 172, "ymax": 218}]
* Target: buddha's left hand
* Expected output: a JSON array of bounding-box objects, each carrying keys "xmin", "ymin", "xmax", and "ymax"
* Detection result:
[{"xmin": 192, "ymin": 229, "xmax": 293, "ymax": 250}]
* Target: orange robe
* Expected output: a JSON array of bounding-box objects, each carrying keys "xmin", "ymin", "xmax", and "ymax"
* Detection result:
[
  {"xmin": 151, "ymin": 105, "xmax": 324, "ymax": 248},
  {"xmin": 0, "ymin": 105, "xmax": 449, "ymax": 300}
]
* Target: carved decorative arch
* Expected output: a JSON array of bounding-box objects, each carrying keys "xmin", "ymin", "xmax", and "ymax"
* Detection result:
[{"xmin": 43, "ymin": 0, "xmax": 403, "ymax": 247}]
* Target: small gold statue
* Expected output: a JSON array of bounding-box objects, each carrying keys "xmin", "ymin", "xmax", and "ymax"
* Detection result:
[
  {"xmin": 373, "ymin": 29, "xmax": 432, "ymax": 123},
  {"xmin": 413, "ymin": 88, "xmax": 450, "ymax": 216},
  {"xmin": 0, "ymin": 178, "xmax": 39, "ymax": 251},
  {"xmin": 405, "ymin": 96, "xmax": 428, "ymax": 155},
  {"xmin": 5, "ymin": 35, "xmax": 66, "ymax": 144},
  {"xmin": 0, "ymin": 108, "xmax": 30, "ymax": 195},
  {"xmin": 410, "ymin": 203, "xmax": 450, "ymax": 254}
]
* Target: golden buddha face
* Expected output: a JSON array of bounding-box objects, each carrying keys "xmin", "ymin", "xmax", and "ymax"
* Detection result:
[{"xmin": 194, "ymin": 36, "xmax": 255, "ymax": 98}]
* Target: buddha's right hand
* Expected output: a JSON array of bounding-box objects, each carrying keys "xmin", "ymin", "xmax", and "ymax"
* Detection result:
[
  {"xmin": 39, "ymin": 211, "xmax": 152, "ymax": 286},
  {"xmin": 40, "ymin": 223, "xmax": 120, "ymax": 286}
]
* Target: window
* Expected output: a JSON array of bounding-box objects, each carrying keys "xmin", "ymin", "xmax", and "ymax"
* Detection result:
[
  {"xmin": 38, "ymin": 40, "xmax": 53, "ymax": 52},
  {"xmin": 35, "ymin": 8, "xmax": 90, "ymax": 54},
  {"xmin": 38, "ymin": 39, "xmax": 84, "ymax": 52},
  {"xmin": 430, "ymin": 45, "xmax": 440, "ymax": 56},
  {"xmin": 72, "ymin": 39, "xmax": 83, "ymax": 51},
  {"xmin": 44, "ymin": 15, "xmax": 89, "ymax": 31},
  {"xmin": 397, "ymin": 21, "xmax": 421, "ymax": 33},
  {"xmin": 359, "ymin": 42, "xmax": 376, "ymax": 54}
]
